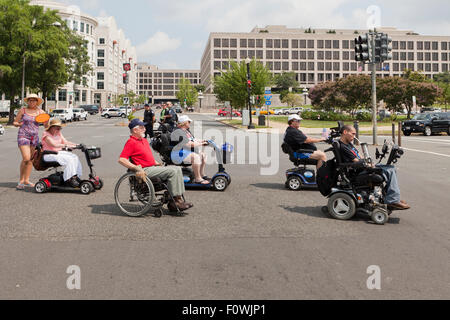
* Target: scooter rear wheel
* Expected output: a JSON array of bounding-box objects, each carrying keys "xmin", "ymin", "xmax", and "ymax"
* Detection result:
[
  {"xmin": 35, "ymin": 181, "xmax": 48, "ymax": 194},
  {"xmin": 80, "ymin": 181, "xmax": 94, "ymax": 195}
]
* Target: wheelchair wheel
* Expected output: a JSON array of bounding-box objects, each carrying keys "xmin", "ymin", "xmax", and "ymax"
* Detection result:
[
  {"xmin": 327, "ymin": 193, "xmax": 356, "ymax": 221},
  {"xmin": 371, "ymin": 208, "xmax": 389, "ymax": 225},
  {"xmin": 114, "ymin": 173, "xmax": 155, "ymax": 217}
]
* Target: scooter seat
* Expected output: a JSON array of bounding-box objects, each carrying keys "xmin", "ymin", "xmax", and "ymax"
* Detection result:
[{"xmin": 294, "ymin": 158, "xmax": 318, "ymax": 166}]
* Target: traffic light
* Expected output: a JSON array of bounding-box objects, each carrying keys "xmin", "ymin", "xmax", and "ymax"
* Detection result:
[
  {"xmin": 374, "ymin": 34, "xmax": 382, "ymax": 63},
  {"xmin": 247, "ymin": 80, "xmax": 252, "ymax": 89},
  {"xmin": 380, "ymin": 33, "xmax": 393, "ymax": 62},
  {"xmin": 354, "ymin": 34, "xmax": 370, "ymax": 62},
  {"xmin": 122, "ymin": 73, "xmax": 129, "ymax": 84}
]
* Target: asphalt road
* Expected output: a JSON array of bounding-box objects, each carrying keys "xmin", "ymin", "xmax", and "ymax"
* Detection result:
[{"xmin": 0, "ymin": 112, "xmax": 449, "ymax": 300}]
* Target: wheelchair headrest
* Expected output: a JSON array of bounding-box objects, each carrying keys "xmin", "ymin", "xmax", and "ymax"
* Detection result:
[{"xmin": 332, "ymin": 140, "xmax": 343, "ymax": 165}]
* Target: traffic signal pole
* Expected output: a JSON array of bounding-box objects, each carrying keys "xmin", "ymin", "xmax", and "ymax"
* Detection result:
[{"xmin": 370, "ymin": 32, "xmax": 378, "ymax": 146}]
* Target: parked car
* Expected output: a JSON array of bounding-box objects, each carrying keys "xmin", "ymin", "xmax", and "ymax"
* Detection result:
[
  {"xmin": 52, "ymin": 109, "xmax": 73, "ymax": 123},
  {"xmin": 80, "ymin": 105, "xmax": 99, "ymax": 115},
  {"xmin": 402, "ymin": 112, "xmax": 450, "ymax": 136},
  {"xmin": 0, "ymin": 124, "xmax": 4, "ymax": 135},
  {"xmin": 72, "ymin": 108, "xmax": 88, "ymax": 121},
  {"xmin": 251, "ymin": 109, "xmax": 275, "ymax": 115},
  {"xmin": 218, "ymin": 108, "xmax": 241, "ymax": 117},
  {"xmin": 285, "ymin": 107, "xmax": 304, "ymax": 115},
  {"xmin": 274, "ymin": 108, "xmax": 288, "ymax": 115},
  {"xmin": 173, "ymin": 106, "xmax": 183, "ymax": 114},
  {"xmin": 119, "ymin": 106, "xmax": 132, "ymax": 116},
  {"xmin": 101, "ymin": 108, "xmax": 127, "ymax": 118}
]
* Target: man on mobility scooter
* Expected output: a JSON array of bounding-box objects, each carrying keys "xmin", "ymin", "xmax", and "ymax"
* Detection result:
[
  {"xmin": 282, "ymin": 115, "xmax": 329, "ymax": 190},
  {"xmin": 118, "ymin": 119, "xmax": 193, "ymax": 212}
]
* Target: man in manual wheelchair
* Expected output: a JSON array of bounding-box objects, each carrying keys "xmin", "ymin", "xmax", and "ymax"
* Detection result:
[
  {"xmin": 319, "ymin": 124, "xmax": 409, "ymax": 225},
  {"xmin": 117, "ymin": 119, "xmax": 193, "ymax": 216}
]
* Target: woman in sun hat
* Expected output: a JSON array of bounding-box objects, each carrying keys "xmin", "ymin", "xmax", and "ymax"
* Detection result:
[
  {"xmin": 41, "ymin": 119, "xmax": 83, "ymax": 188},
  {"xmin": 13, "ymin": 94, "xmax": 49, "ymax": 190}
]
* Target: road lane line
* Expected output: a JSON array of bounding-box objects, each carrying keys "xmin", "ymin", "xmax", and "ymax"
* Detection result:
[
  {"xmin": 404, "ymin": 140, "xmax": 450, "ymax": 146},
  {"xmin": 405, "ymin": 138, "xmax": 450, "ymax": 144},
  {"xmin": 402, "ymin": 147, "xmax": 450, "ymax": 158}
]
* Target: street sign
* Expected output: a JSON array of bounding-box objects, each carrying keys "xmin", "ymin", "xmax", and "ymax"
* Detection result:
[
  {"xmin": 123, "ymin": 63, "xmax": 131, "ymax": 71},
  {"xmin": 123, "ymin": 96, "xmax": 130, "ymax": 105},
  {"xmin": 266, "ymin": 101, "xmax": 272, "ymax": 106}
]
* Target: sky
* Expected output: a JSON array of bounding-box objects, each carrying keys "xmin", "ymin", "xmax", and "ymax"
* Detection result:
[{"xmin": 58, "ymin": 0, "xmax": 450, "ymax": 70}]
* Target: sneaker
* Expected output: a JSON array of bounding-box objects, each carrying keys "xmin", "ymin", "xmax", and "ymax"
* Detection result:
[{"xmin": 69, "ymin": 177, "xmax": 80, "ymax": 188}]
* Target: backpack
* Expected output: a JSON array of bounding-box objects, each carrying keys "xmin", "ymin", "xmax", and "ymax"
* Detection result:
[{"xmin": 316, "ymin": 159, "xmax": 338, "ymax": 197}]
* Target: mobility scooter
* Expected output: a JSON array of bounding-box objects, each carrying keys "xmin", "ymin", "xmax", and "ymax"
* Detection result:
[
  {"xmin": 318, "ymin": 124, "xmax": 406, "ymax": 225},
  {"xmin": 33, "ymin": 143, "xmax": 104, "ymax": 195},
  {"xmin": 151, "ymin": 132, "xmax": 233, "ymax": 191}
]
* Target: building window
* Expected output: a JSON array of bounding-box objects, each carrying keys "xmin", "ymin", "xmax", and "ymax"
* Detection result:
[
  {"xmin": 248, "ymin": 50, "xmax": 255, "ymax": 58},
  {"xmin": 325, "ymin": 40, "xmax": 331, "ymax": 48},
  {"xmin": 425, "ymin": 52, "xmax": 431, "ymax": 61},
  {"xmin": 214, "ymin": 61, "xmax": 221, "ymax": 70},
  {"xmin": 317, "ymin": 40, "xmax": 324, "ymax": 48},
  {"xmin": 222, "ymin": 39, "xmax": 229, "ymax": 48},
  {"xmin": 343, "ymin": 62, "xmax": 349, "ymax": 71},
  {"xmin": 400, "ymin": 52, "xmax": 406, "ymax": 60},
  {"xmin": 325, "ymin": 62, "xmax": 332, "ymax": 71},
  {"xmin": 317, "ymin": 62, "xmax": 324, "ymax": 71},
  {"xmin": 230, "ymin": 39, "xmax": 237, "ymax": 47},
  {"xmin": 82, "ymin": 90, "xmax": 86, "ymax": 102},
  {"xmin": 282, "ymin": 39, "xmax": 289, "ymax": 48},
  {"xmin": 248, "ymin": 39, "xmax": 255, "ymax": 48},
  {"xmin": 274, "ymin": 50, "xmax": 281, "ymax": 59},
  {"xmin": 441, "ymin": 42, "xmax": 448, "ymax": 50},
  {"xmin": 442, "ymin": 64, "xmax": 448, "ymax": 72},
  {"xmin": 433, "ymin": 63, "xmax": 439, "ymax": 72},
  {"xmin": 292, "ymin": 40, "xmax": 298, "ymax": 48},
  {"xmin": 417, "ymin": 41, "xmax": 423, "ymax": 50},
  {"xmin": 48, "ymin": 92, "xmax": 56, "ymax": 101},
  {"xmin": 282, "ymin": 50, "xmax": 289, "ymax": 59},
  {"xmin": 408, "ymin": 52, "xmax": 414, "ymax": 60},
  {"xmin": 300, "ymin": 62, "xmax": 306, "ymax": 70},
  {"xmin": 408, "ymin": 63, "xmax": 414, "ymax": 70},
  {"xmin": 417, "ymin": 63, "xmax": 424, "ymax": 71},
  {"xmin": 325, "ymin": 51, "xmax": 332, "ymax": 60},
  {"xmin": 222, "ymin": 50, "xmax": 229, "ymax": 59},
  {"xmin": 99, "ymin": 38, "xmax": 105, "ymax": 45},
  {"xmin": 86, "ymin": 24, "xmax": 89, "ymax": 34},
  {"xmin": 97, "ymin": 59, "xmax": 104, "ymax": 67},
  {"xmin": 80, "ymin": 22, "xmax": 85, "ymax": 33},
  {"xmin": 307, "ymin": 40, "xmax": 314, "ymax": 48},
  {"xmin": 392, "ymin": 41, "xmax": 398, "ymax": 50},
  {"xmin": 266, "ymin": 62, "xmax": 273, "ymax": 70},
  {"xmin": 73, "ymin": 20, "xmax": 78, "ymax": 31},
  {"xmin": 300, "ymin": 51, "xmax": 306, "ymax": 59},
  {"xmin": 308, "ymin": 62, "xmax": 315, "ymax": 71},
  {"xmin": 333, "ymin": 51, "xmax": 340, "ymax": 60},
  {"xmin": 308, "ymin": 51, "xmax": 314, "ymax": 60},
  {"xmin": 292, "ymin": 51, "xmax": 298, "ymax": 59},
  {"xmin": 343, "ymin": 51, "xmax": 349, "ymax": 60},
  {"xmin": 274, "ymin": 61, "xmax": 281, "ymax": 70},
  {"xmin": 58, "ymin": 89, "xmax": 67, "ymax": 101},
  {"xmin": 240, "ymin": 50, "xmax": 247, "ymax": 58},
  {"xmin": 432, "ymin": 42, "xmax": 438, "ymax": 50},
  {"xmin": 317, "ymin": 51, "xmax": 324, "ymax": 60},
  {"xmin": 214, "ymin": 38, "xmax": 221, "ymax": 47},
  {"xmin": 97, "ymin": 49, "xmax": 105, "ymax": 58},
  {"xmin": 255, "ymin": 39, "xmax": 263, "ymax": 48},
  {"xmin": 230, "ymin": 50, "xmax": 237, "ymax": 59},
  {"xmin": 282, "ymin": 62, "xmax": 289, "ymax": 70},
  {"xmin": 417, "ymin": 52, "xmax": 423, "ymax": 61},
  {"xmin": 333, "ymin": 40, "xmax": 339, "ymax": 49},
  {"xmin": 342, "ymin": 40, "xmax": 349, "ymax": 49},
  {"xmin": 274, "ymin": 39, "xmax": 281, "ymax": 48},
  {"xmin": 299, "ymin": 40, "xmax": 306, "ymax": 48},
  {"xmin": 97, "ymin": 82, "xmax": 104, "ymax": 90},
  {"xmin": 97, "ymin": 72, "xmax": 104, "ymax": 80},
  {"xmin": 266, "ymin": 50, "xmax": 273, "ymax": 59},
  {"xmin": 214, "ymin": 50, "xmax": 221, "ymax": 59},
  {"xmin": 256, "ymin": 50, "xmax": 263, "ymax": 59},
  {"xmin": 292, "ymin": 62, "xmax": 299, "ymax": 70},
  {"xmin": 266, "ymin": 39, "xmax": 273, "ymax": 48},
  {"xmin": 400, "ymin": 41, "xmax": 406, "ymax": 50},
  {"xmin": 442, "ymin": 53, "xmax": 448, "ymax": 61},
  {"xmin": 432, "ymin": 53, "xmax": 438, "ymax": 61},
  {"xmin": 240, "ymin": 39, "xmax": 247, "ymax": 48},
  {"xmin": 424, "ymin": 41, "xmax": 430, "ymax": 50},
  {"xmin": 408, "ymin": 41, "xmax": 414, "ymax": 50}
]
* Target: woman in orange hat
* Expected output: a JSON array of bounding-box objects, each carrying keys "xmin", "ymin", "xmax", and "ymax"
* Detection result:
[{"xmin": 13, "ymin": 94, "xmax": 49, "ymax": 190}]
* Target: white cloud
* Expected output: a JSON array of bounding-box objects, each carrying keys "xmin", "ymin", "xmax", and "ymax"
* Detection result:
[{"xmin": 136, "ymin": 32, "xmax": 181, "ymax": 58}]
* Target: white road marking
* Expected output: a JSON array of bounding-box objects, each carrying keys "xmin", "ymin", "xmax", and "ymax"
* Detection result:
[
  {"xmin": 402, "ymin": 147, "xmax": 450, "ymax": 158},
  {"xmin": 404, "ymin": 138, "xmax": 450, "ymax": 145}
]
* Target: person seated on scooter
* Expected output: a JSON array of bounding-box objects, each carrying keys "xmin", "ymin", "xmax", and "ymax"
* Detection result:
[
  {"xmin": 284, "ymin": 115, "xmax": 327, "ymax": 169},
  {"xmin": 118, "ymin": 118, "xmax": 193, "ymax": 212},
  {"xmin": 171, "ymin": 115, "xmax": 210, "ymax": 185},
  {"xmin": 41, "ymin": 119, "xmax": 83, "ymax": 188},
  {"xmin": 339, "ymin": 125, "xmax": 410, "ymax": 210}
]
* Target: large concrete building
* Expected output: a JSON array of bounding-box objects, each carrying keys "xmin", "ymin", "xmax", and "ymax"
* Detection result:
[
  {"xmin": 29, "ymin": 0, "xmax": 136, "ymax": 109},
  {"xmin": 136, "ymin": 63, "xmax": 201, "ymax": 103},
  {"xmin": 200, "ymin": 25, "xmax": 450, "ymax": 93}
]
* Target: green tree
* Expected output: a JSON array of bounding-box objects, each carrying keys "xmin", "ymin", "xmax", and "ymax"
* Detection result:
[
  {"xmin": 136, "ymin": 94, "xmax": 147, "ymax": 105},
  {"xmin": 176, "ymin": 78, "xmax": 198, "ymax": 107},
  {"xmin": 194, "ymin": 84, "xmax": 206, "ymax": 92},
  {"xmin": 274, "ymin": 72, "xmax": 299, "ymax": 100},
  {"xmin": 403, "ymin": 69, "xmax": 430, "ymax": 82},
  {"xmin": 281, "ymin": 93, "xmax": 302, "ymax": 108},
  {"xmin": 433, "ymin": 71, "xmax": 450, "ymax": 83},
  {"xmin": 213, "ymin": 59, "xmax": 272, "ymax": 109},
  {"xmin": 0, "ymin": 0, "xmax": 31, "ymax": 123}
]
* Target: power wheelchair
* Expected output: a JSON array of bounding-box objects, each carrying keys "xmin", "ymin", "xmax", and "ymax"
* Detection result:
[{"xmin": 319, "ymin": 125, "xmax": 405, "ymax": 225}]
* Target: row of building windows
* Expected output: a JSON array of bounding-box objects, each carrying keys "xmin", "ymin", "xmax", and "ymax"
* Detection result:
[
  {"xmin": 65, "ymin": 19, "xmax": 93, "ymax": 35},
  {"xmin": 44, "ymin": 90, "xmax": 88, "ymax": 102},
  {"xmin": 138, "ymin": 78, "xmax": 199, "ymax": 84},
  {"xmin": 138, "ymin": 72, "xmax": 200, "ymax": 78},
  {"xmin": 212, "ymin": 60, "xmax": 450, "ymax": 72},
  {"xmin": 213, "ymin": 50, "xmax": 450, "ymax": 61},
  {"xmin": 213, "ymin": 38, "xmax": 450, "ymax": 50},
  {"xmin": 137, "ymin": 91, "xmax": 176, "ymax": 97}
]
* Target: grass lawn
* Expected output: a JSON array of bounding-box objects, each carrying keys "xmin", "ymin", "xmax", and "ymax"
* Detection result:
[
  {"xmin": 220, "ymin": 120, "xmax": 270, "ymax": 129},
  {"xmin": 268, "ymin": 116, "xmax": 406, "ymax": 128}
]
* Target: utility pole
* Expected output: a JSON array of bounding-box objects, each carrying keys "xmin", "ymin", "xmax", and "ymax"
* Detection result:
[{"xmin": 370, "ymin": 31, "xmax": 378, "ymax": 146}]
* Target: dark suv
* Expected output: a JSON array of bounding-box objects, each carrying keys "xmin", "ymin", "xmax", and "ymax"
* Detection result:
[
  {"xmin": 402, "ymin": 112, "xmax": 450, "ymax": 136},
  {"xmin": 80, "ymin": 104, "xmax": 99, "ymax": 115}
]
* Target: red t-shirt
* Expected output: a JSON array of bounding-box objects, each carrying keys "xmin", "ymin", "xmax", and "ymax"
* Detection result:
[{"xmin": 120, "ymin": 136, "xmax": 156, "ymax": 168}]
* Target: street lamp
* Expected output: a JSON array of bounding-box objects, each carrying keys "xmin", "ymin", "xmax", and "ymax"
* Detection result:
[
  {"xmin": 302, "ymin": 87, "xmax": 309, "ymax": 105},
  {"xmin": 245, "ymin": 58, "xmax": 255, "ymax": 129},
  {"xmin": 198, "ymin": 90, "xmax": 204, "ymax": 112}
]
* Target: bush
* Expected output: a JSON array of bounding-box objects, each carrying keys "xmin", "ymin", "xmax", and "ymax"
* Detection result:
[
  {"xmin": 355, "ymin": 112, "xmax": 372, "ymax": 122},
  {"xmin": 301, "ymin": 111, "xmax": 353, "ymax": 121}
]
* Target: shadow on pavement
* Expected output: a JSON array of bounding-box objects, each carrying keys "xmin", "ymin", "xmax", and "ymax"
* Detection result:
[
  {"xmin": 0, "ymin": 182, "xmax": 35, "ymax": 193},
  {"xmin": 281, "ymin": 205, "xmax": 401, "ymax": 225},
  {"xmin": 251, "ymin": 183, "xmax": 318, "ymax": 191},
  {"xmin": 88, "ymin": 203, "xmax": 186, "ymax": 219}
]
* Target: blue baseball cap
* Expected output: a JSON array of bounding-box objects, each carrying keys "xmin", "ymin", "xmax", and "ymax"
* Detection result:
[{"xmin": 128, "ymin": 118, "xmax": 147, "ymax": 130}]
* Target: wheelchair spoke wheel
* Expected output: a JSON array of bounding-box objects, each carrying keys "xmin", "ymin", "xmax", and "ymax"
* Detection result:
[{"xmin": 114, "ymin": 173, "xmax": 155, "ymax": 217}]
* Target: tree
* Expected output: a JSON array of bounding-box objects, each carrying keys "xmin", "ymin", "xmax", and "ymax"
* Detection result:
[
  {"xmin": 0, "ymin": 0, "xmax": 31, "ymax": 123},
  {"xmin": 213, "ymin": 59, "xmax": 272, "ymax": 109},
  {"xmin": 136, "ymin": 94, "xmax": 147, "ymax": 105},
  {"xmin": 281, "ymin": 93, "xmax": 302, "ymax": 108},
  {"xmin": 433, "ymin": 71, "xmax": 450, "ymax": 83},
  {"xmin": 176, "ymin": 78, "xmax": 198, "ymax": 107},
  {"xmin": 274, "ymin": 72, "xmax": 299, "ymax": 100},
  {"xmin": 403, "ymin": 69, "xmax": 430, "ymax": 83},
  {"xmin": 194, "ymin": 84, "xmax": 206, "ymax": 93}
]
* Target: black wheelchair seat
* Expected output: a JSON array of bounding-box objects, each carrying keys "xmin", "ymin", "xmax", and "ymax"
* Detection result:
[{"xmin": 282, "ymin": 143, "xmax": 318, "ymax": 167}]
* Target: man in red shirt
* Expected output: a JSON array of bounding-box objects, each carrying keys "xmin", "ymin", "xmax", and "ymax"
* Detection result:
[{"xmin": 119, "ymin": 119, "xmax": 192, "ymax": 212}]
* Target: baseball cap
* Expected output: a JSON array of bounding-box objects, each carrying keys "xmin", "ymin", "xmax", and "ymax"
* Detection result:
[
  {"xmin": 178, "ymin": 115, "xmax": 193, "ymax": 123},
  {"xmin": 288, "ymin": 114, "xmax": 303, "ymax": 122},
  {"xmin": 128, "ymin": 118, "xmax": 147, "ymax": 130}
]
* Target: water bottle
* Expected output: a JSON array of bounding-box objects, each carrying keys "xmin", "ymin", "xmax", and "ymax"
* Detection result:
[{"xmin": 321, "ymin": 128, "xmax": 328, "ymax": 140}]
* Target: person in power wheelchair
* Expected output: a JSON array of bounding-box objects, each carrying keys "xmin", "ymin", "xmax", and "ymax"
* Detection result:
[
  {"xmin": 118, "ymin": 119, "xmax": 193, "ymax": 213},
  {"xmin": 41, "ymin": 119, "xmax": 83, "ymax": 187},
  {"xmin": 338, "ymin": 125, "xmax": 410, "ymax": 211},
  {"xmin": 284, "ymin": 115, "xmax": 328, "ymax": 169},
  {"xmin": 170, "ymin": 115, "xmax": 210, "ymax": 185}
]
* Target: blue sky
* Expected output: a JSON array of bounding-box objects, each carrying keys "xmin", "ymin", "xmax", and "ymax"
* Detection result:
[{"xmin": 59, "ymin": 0, "xmax": 450, "ymax": 70}]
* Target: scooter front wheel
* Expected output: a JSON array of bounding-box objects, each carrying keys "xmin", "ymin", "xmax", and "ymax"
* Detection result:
[
  {"xmin": 213, "ymin": 176, "xmax": 228, "ymax": 191},
  {"xmin": 287, "ymin": 176, "xmax": 302, "ymax": 191},
  {"xmin": 80, "ymin": 181, "xmax": 94, "ymax": 195}
]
